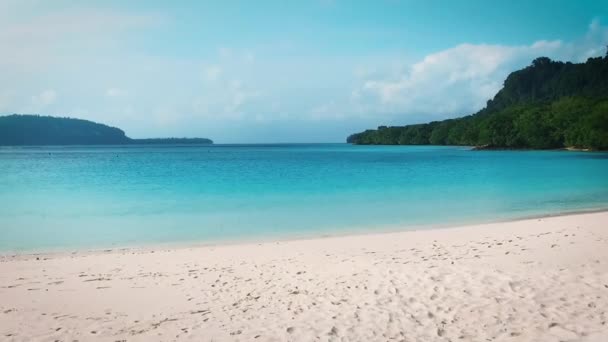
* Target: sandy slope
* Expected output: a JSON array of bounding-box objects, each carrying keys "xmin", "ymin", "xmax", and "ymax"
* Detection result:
[{"xmin": 1, "ymin": 212, "xmax": 608, "ymax": 341}]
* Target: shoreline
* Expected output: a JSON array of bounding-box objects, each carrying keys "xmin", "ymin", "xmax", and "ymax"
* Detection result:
[
  {"xmin": 3, "ymin": 206, "xmax": 608, "ymax": 258},
  {"xmin": 347, "ymin": 142, "xmax": 608, "ymax": 152},
  {"xmin": 1, "ymin": 211, "xmax": 607, "ymax": 341}
]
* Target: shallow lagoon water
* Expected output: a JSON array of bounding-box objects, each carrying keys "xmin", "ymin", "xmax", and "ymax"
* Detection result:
[{"xmin": 1, "ymin": 144, "xmax": 607, "ymax": 252}]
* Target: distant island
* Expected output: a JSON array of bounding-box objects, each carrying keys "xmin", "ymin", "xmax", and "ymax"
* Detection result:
[
  {"xmin": 347, "ymin": 53, "xmax": 608, "ymax": 150},
  {"xmin": 0, "ymin": 115, "xmax": 213, "ymax": 146}
]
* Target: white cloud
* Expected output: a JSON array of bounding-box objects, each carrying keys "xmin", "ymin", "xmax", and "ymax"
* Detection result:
[
  {"xmin": 203, "ymin": 65, "xmax": 223, "ymax": 82},
  {"xmin": 192, "ymin": 78, "xmax": 262, "ymax": 120},
  {"xmin": 223, "ymin": 80, "xmax": 262, "ymax": 116},
  {"xmin": 0, "ymin": 6, "xmax": 164, "ymax": 73},
  {"xmin": 105, "ymin": 88, "xmax": 128, "ymax": 97},
  {"xmin": 0, "ymin": 91, "xmax": 14, "ymax": 112},
  {"xmin": 358, "ymin": 43, "xmax": 552, "ymax": 117},
  {"xmin": 243, "ymin": 51, "xmax": 256, "ymax": 64},
  {"xmin": 354, "ymin": 22, "xmax": 608, "ymax": 120},
  {"xmin": 218, "ymin": 47, "xmax": 233, "ymax": 58},
  {"xmin": 309, "ymin": 101, "xmax": 346, "ymax": 121},
  {"xmin": 31, "ymin": 89, "xmax": 57, "ymax": 107}
]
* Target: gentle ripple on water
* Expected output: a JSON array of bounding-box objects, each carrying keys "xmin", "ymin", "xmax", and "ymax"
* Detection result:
[{"xmin": 1, "ymin": 144, "xmax": 607, "ymax": 251}]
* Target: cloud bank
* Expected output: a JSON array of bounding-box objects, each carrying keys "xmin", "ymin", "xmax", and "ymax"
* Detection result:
[{"xmin": 353, "ymin": 20, "xmax": 608, "ymax": 122}]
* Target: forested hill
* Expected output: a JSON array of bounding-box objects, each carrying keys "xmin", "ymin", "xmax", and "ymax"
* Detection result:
[
  {"xmin": 347, "ymin": 54, "xmax": 608, "ymax": 150},
  {"xmin": 0, "ymin": 115, "xmax": 213, "ymax": 145}
]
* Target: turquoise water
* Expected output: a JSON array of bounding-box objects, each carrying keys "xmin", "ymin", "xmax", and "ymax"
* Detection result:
[{"xmin": 1, "ymin": 144, "xmax": 607, "ymax": 252}]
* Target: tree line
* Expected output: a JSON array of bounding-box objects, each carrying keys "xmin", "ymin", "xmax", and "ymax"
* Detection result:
[
  {"xmin": 347, "ymin": 54, "xmax": 608, "ymax": 150},
  {"xmin": 0, "ymin": 115, "xmax": 213, "ymax": 145}
]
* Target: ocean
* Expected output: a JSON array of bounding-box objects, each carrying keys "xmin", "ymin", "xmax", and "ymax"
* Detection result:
[{"xmin": 1, "ymin": 144, "xmax": 607, "ymax": 252}]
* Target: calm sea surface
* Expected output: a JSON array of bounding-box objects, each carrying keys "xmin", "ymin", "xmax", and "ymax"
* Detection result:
[{"xmin": 1, "ymin": 144, "xmax": 607, "ymax": 252}]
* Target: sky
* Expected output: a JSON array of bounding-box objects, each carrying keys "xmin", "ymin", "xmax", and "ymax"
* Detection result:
[{"xmin": 1, "ymin": 0, "xmax": 607, "ymax": 143}]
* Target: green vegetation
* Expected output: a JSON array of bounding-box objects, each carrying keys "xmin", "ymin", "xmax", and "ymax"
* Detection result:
[
  {"xmin": 0, "ymin": 115, "xmax": 213, "ymax": 145},
  {"xmin": 347, "ymin": 54, "xmax": 608, "ymax": 150}
]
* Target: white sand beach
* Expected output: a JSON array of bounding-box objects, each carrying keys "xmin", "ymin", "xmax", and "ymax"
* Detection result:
[{"xmin": 1, "ymin": 211, "xmax": 608, "ymax": 341}]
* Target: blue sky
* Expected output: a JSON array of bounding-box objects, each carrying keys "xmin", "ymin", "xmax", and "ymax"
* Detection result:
[{"xmin": 1, "ymin": 0, "xmax": 607, "ymax": 142}]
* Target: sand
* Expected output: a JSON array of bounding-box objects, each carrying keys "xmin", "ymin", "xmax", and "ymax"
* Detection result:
[{"xmin": 1, "ymin": 212, "xmax": 608, "ymax": 342}]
